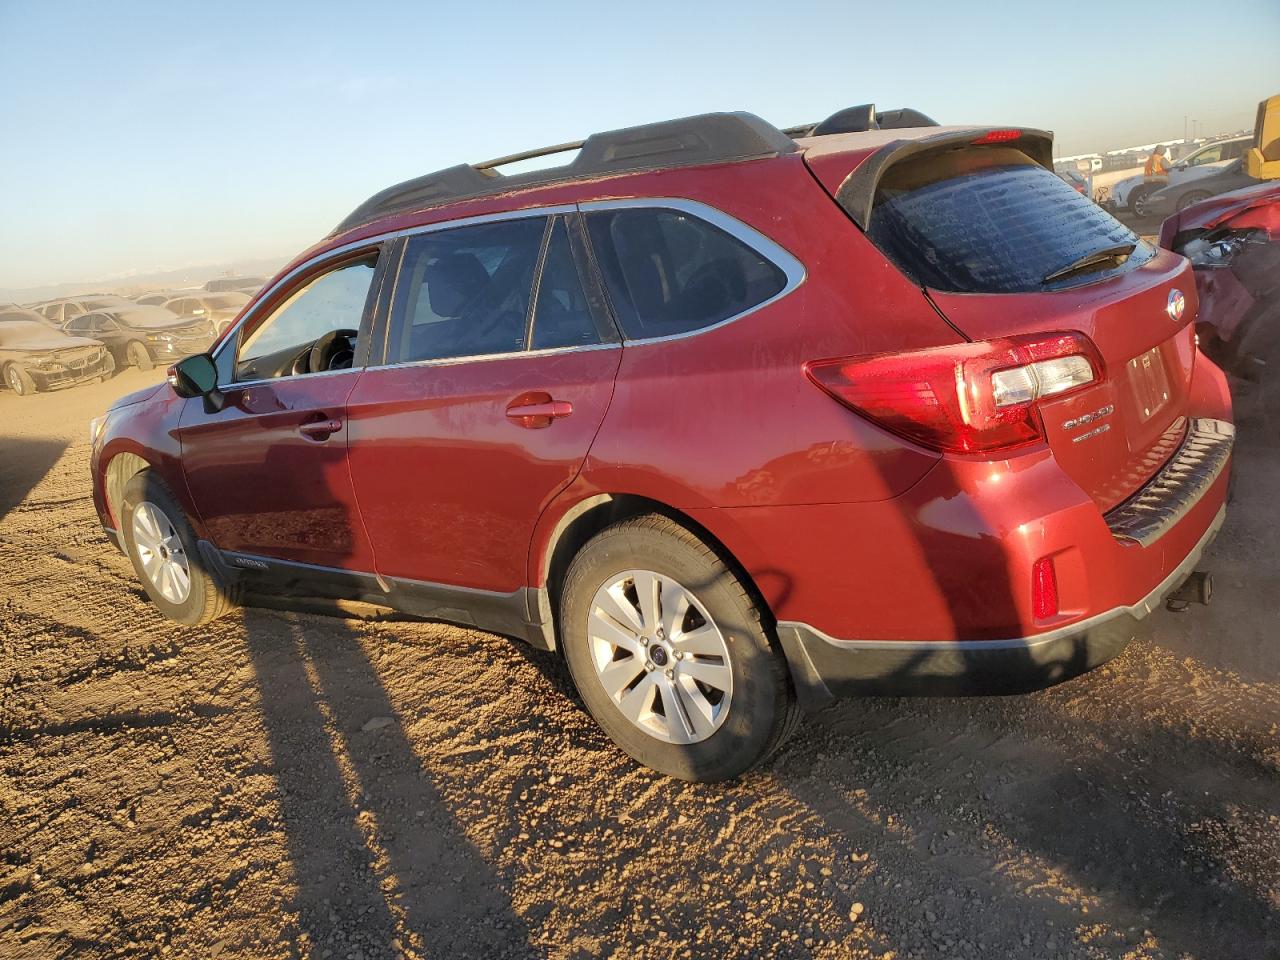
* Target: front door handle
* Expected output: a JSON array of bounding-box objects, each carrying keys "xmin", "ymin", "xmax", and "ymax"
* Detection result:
[
  {"xmin": 505, "ymin": 397, "xmax": 573, "ymax": 429},
  {"xmin": 298, "ymin": 418, "xmax": 343, "ymax": 440}
]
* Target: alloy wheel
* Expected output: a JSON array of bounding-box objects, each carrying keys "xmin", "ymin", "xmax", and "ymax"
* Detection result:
[
  {"xmin": 132, "ymin": 501, "xmax": 191, "ymax": 604},
  {"xmin": 586, "ymin": 569, "xmax": 733, "ymax": 744}
]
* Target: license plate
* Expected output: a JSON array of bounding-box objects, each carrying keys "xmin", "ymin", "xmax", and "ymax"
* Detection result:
[{"xmin": 1127, "ymin": 346, "xmax": 1171, "ymax": 423}]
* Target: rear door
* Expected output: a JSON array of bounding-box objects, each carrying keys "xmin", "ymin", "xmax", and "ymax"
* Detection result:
[
  {"xmin": 345, "ymin": 211, "xmax": 621, "ymax": 594},
  {"xmin": 827, "ymin": 141, "xmax": 1197, "ymax": 511}
]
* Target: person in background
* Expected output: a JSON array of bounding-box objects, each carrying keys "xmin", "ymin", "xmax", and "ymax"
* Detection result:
[{"xmin": 1145, "ymin": 144, "xmax": 1171, "ymax": 177}]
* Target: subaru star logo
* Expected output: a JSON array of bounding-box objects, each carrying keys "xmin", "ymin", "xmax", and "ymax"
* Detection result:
[{"xmin": 1167, "ymin": 288, "xmax": 1186, "ymax": 322}]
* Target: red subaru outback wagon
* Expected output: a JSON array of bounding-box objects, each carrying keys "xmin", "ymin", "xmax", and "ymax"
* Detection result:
[{"xmin": 90, "ymin": 107, "xmax": 1234, "ymax": 781}]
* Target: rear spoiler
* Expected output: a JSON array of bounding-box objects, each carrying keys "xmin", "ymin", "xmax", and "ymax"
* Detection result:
[{"xmin": 834, "ymin": 127, "xmax": 1054, "ymax": 230}]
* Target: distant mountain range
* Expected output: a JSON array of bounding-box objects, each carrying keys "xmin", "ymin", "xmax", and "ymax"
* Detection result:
[{"xmin": 0, "ymin": 256, "xmax": 289, "ymax": 305}]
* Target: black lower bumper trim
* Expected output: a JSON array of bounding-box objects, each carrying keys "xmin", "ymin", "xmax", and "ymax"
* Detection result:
[{"xmin": 778, "ymin": 503, "xmax": 1225, "ymax": 710}]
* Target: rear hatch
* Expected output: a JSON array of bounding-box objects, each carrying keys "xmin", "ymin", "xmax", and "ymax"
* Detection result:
[{"xmin": 807, "ymin": 132, "xmax": 1197, "ymax": 511}]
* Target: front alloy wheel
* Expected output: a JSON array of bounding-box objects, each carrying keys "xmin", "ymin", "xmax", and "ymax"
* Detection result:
[
  {"xmin": 587, "ymin": 570, "xmax": 733, "ymax": 744},
  {"xmin": 131, "ymin": 500, "xmax": 192, "ymax": 604},
  {"xmin": 120, "ymin": 471, "xmax": 241, "ymax": 625}
]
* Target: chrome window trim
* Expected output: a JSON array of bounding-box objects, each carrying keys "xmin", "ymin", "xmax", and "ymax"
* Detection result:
[
  {"xmin": 211, "ymin": 204, "xmax": 576, "ymax": 387},
  {"xmin": 211, "ymin": 197, "xmax": 803, "ymax": 382},
  {"xmin": 577, "ymin": 197, "xmax": 806, "ymax": 346},
  {"xmin": 364, "ymin": 339, "xmax": 621, "ymax": 374}
]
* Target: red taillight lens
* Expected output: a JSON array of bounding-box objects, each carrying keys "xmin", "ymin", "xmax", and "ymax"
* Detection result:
[
  {"xmin": 804, "ymin": 333, "xmax": 1102, "ymax": 454},
  {"xmin": 1032, "ymin": 556, "xmax": 1058, "ymax": 619}
]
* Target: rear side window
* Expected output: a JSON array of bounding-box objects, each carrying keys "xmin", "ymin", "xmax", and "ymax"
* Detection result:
[
  {"xmin": 866, "ymin": 148, "xmax": 1152, "ymax": 293},
  {"xmin": 585, "ymin": 207, "xmax": 787, "ymax": 339},
  {"xmin": 530, "ymin": 218, "xmax": 605, "ymax": 351},
  {"xmin": 387, "ymin": 217, "xmax": 546, "ymax": 364}
]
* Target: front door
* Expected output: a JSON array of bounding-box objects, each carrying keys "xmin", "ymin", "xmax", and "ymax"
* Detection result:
[
  {"xmin": 179, "ymin": 251, "xmax": 385, "ymax": 572},
  {"xmin": 346, "ymin": 213, "xmax": 622, "ymax": 594}
]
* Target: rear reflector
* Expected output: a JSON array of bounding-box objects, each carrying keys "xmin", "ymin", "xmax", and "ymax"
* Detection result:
[
  {"xmin": 804, "ymin": 332, "xmax": 1102, "ymax": 454},
  {"xmin": 1032, "ymin": 556, "xmax": 1059, "ymax": 619}
]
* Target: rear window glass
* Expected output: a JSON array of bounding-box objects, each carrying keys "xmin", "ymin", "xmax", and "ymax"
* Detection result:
[
  {"xmin": 586, "ymin": 208, "xmax": 787, "ymax": 339},
  {"xmin": 866, "ymin": 148, "xmax": 1153, "ymax": 293}
]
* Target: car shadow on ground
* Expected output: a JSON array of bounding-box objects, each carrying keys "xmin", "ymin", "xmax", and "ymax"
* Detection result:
[
  {"xmin": 242, "ymin": 608, "xmax": 535, "ymax": 960},
  {"xmin": 0, "ymin": 436, "xmax": 69, "ymax": 523},
  {"xmin": 787, "ymin": 676, "xmax": 1279, "ymax": 959}
]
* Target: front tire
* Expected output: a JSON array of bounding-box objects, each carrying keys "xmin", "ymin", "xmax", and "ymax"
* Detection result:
[
  {"xmin": 127, "ymin": 341, "xmax": 153, "ymax": 371},
  {"xmin": 4, "ymin": 364, "xmax": 36, "ymax": 396},
  {"xmin": 120, "ymin": 471, "xmax": 240, "ymax": 625},
  {"xmin": 559, "ymin": 514, "xmax": 799, "ymax": 781},
  {"xmin": 1177, "ymin": 190, "xmax": 1212, "ymax": 212},
  {"xmin": 1129, "ymin": 185, "xmax": 1153, "ymax": 218}
]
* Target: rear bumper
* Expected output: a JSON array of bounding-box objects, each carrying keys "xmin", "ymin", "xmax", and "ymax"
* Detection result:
[{"xmin": 778, "ymin": 503, "xmax": 1225, "ymax": 708}]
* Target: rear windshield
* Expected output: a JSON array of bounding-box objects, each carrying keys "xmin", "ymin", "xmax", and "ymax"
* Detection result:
[{"xmin": 866, "ymin": 148, "xmax": 1153, "ymax": 293}]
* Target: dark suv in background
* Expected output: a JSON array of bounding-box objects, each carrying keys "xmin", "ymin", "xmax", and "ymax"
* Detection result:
[
  {"xmin": 66, "ymin": 305, "xmax": 214, "ymax": 370},
  {"xmin": 90, "ymin": 105, "xmax": 1233, "ymax": 781}
]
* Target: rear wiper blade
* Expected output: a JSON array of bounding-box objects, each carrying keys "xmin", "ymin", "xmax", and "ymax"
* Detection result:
[{"xmin": 1042, "ymin": 242, "xmax": 1137, "ymax": 285}]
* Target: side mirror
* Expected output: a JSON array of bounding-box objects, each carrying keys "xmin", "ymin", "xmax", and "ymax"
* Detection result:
[{"xmin": 167, "ymin": 353, "xmax": 224, "ymax": 412}]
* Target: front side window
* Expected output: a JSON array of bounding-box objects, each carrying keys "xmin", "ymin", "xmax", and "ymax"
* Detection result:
[
  {"xmin": 235, "ymin": 255, "xmax": 377, "ymax": 381},
  {"xmin": 1190, "ymin": 146, "xmax": 1222, "ymax": 166},
  {"xmin": 585, "ymin": 207, "xmax": 787, "ymax": 340},
  {"xmin": 386, "ymin": 217, "xmax": 546, "ymax": 364},
  {"xmin": 66, "ymin": 315, "xmax": 94, "ymax": 335}
]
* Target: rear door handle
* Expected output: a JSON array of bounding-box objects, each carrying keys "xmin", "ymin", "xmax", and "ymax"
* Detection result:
[
  {"xmin": 505, "ymin": 398, "xmax": 573, "ymax": 428},
  {"xmin": 298, "ymin": 418, "xmax": 343, "ymax": 440}
]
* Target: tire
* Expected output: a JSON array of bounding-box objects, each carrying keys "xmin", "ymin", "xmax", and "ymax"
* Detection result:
[
  {"xmin": 559, "ymin": 514, "xmax": 800, "ymax": 782},
  {"xmin": 1129, "ymin": 186, "xmax": 1153, "ymax": 218},
  {"xmin": 101, "ymin": 351, "xmax": 117, "ymax": 380},
  {"xmin": 120, "ymin": 471, "xmax": 240, "ymax": 626},
  {"xmin": 1176, "ymin": 190, "xmax": 1212, "ymax": 213},
  {"xmin": 127, "ymin": 341, "xmax": 154, "ymax": 371},
  {"xmin": 4, "ymin": 364, "xmax": 36, "ymax": 396}
]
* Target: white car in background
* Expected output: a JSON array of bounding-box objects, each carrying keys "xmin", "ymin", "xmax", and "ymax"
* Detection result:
[{"xmin": 1111, "ymin": 135, "xmax": 1253, "ymax": 216}]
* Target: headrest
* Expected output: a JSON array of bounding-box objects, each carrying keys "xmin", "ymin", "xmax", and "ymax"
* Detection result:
[{"xmin": 425, "ymin": 252, "xmax": 489, "ymax": 318}]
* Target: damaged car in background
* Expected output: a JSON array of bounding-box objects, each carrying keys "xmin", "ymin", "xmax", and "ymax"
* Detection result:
[
  {"xmin": 1160, "ymin": 95, "xmax": 1280, "ymax": 379},
  {"xmin": 1161, "ymin": 182, "xmax": 1280, "ymax": 379},
  {"xmin": 0, "ymin": 306, "xmax": 113, "ymax": 396}
]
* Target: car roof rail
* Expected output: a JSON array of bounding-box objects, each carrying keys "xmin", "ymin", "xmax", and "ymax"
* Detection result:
[{"xmin": 331, "ymin": 111, "xmax": 799, "ymax": 236}]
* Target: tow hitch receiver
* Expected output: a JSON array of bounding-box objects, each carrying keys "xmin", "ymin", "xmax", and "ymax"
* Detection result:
[{"xmin": 1166, "ymin": 571, "xmax": 1213, "ymax": 612}]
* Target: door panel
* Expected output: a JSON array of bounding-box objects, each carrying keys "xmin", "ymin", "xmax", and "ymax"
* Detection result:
[
  {"xmin": 346, "ymin": 346, "xmax": 621, "ymax": 592},
  {"xmin": 179, "ymin": 373, "xmax": 375, "ymax": 570},
  {"xmin": 179, "ymin": 249, "xmax": 387, "ymax": 570}
]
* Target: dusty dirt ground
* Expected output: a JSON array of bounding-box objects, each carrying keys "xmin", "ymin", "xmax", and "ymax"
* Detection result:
[{"xmin": 1, "ymin": 368, "xmax": 1277, "ymax": 960}]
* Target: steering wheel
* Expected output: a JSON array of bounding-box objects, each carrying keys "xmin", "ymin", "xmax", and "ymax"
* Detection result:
[{"xmin": 308, "ymin": 328, "xmax": 358, "ymax": 374}]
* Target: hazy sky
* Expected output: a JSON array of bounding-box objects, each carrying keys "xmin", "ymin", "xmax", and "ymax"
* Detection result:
[{"xmin": 2, "ymin": 0, "xmax": 1277, "ymax": 290}]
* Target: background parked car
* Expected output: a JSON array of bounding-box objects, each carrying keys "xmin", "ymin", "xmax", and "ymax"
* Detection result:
[
  {"xmin": 131, "ymin": 291, "xmax": 175, "ymax": 307},
  {"xmin": 1145, "ymin": 158, "xmax": 1260, "ymax": 217},
  {"xmin": 1111, "ymin": 135, "xmax": 1254, "ymax": 216},
  {"xmin": 0, "ymin": 308, "xmax": 113, "ymax": 395},
  {"xmin": 204, "ymin": 275, "xmax": 266, "ymax": 295},
  {"xmin": 159, "ymin": 292, "xmax": 250, "ymax": 336},
  {"xmin": 1057, "ymin": 168, "xmax": 1089, "ymax": 195},
  {"xmin": 29, "ymin": 295, "xmax": 137, "ymax": 327},
  {"xmin": 62, "ymin": 306, "xmax": 214, "ymax": 371}
]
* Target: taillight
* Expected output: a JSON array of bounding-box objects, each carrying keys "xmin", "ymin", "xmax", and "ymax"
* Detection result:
[
  {"xmin": 804, "ymin": 332, "xmax": 1102, "ymax": 454},
  {"xmin": 1031, "ymin": 556, "xmax": 1059, "ymax": 619}
]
